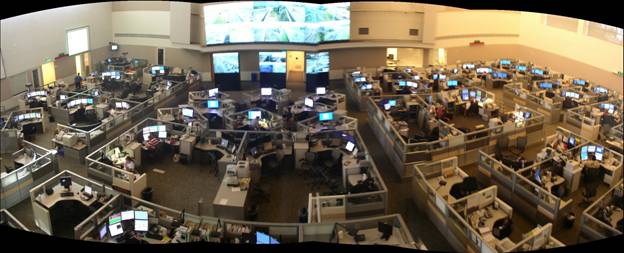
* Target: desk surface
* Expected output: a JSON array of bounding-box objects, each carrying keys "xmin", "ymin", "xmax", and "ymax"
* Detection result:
[
  {"xmin": 213, "ymin": 178, "xmax": 248, "ymax": 208},
  {"xmin": 37, "ymin": 184, "xmax": 97, "ymax": 209},
  {"xmin": 610, "ymin": 208, "xmax": 623, "ymax": 228},
  {"xmin": 339, "ymin": 227, "xmax": 405, "ymax": 246},
  {"xmin": 428, "ymin": 175, "xmax": 464, "ymax": 203},
  {"xmin": 14, "ymin": 154, "xmax": 34, "ymax": 166}
]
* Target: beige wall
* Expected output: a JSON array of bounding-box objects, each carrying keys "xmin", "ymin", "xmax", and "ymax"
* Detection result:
[
  {"xmin": 329, "ymin": 47, "xmax": 386, "ymax": 69},
  {"xmin": 112, "ymin": 1, "xmax": 169, "ymax": 11}
]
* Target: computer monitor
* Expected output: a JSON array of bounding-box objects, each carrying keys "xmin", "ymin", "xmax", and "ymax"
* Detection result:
[
  {"xmin": 158, "ymin": 131, "xmax": 167, "ymax": 138},
  {"xmin": 469, "ymin": 91, "xmax": 476, "ymax": 98},
  {"xmin": 109, "ymin": 223, "xmax": 124, "ymax": 237},
  {"xmin": 304, "ymin": 97, "xmax": 314, "ymax": 108},
  {"xmin": 539, "ymin": 82, "xmax": 553, "ymax": 89},
  {"xmin": 461, "ymin": 89, "xmax": 469, "ymax": 101},
  {"xmin": 516, "ymin": 65, "xmax": 527, "ymax": 71},
  {"xmin": 355, "ymin": 77, "xmax": 366, "ymax": 82},
  {"xmin": 207, "ymin": 100, "xmax": 219, "ymax": 109},
  {"xmin": 588, "ymin": 145, "xmax": 596, "ymax": 153},
  {"xmin": 345, "ymin": 141, "xmax": 355, "ymax": 152},
  {"xmin": 398, "ymin": 80, "xmax": 406, "ymax": 86},
  {"xmin": 432, "ymin": 74, "xmax": 439, "ymax": 80},
  {"xmin": 383, "ymin": 103, "xmax": 391, "ymax": 110},
  {"xmin": 316, "ymin": 87, "xmax": 326, "ymax": 95},
  {"xmin": 573, "ymin": 79, "xmax": 586, "ymax": 86},
  {"xmin": 462, "ymin": 63, "xmax": 475, "ymax": 69},
  {"xmin": 581, "ymin": 146, "xmax": 588, "ymax": 161},
  {"xmin": 568, "ymin": 137, "xmax": 576, "ymax": 147},
  {"xmin": 111, "ymin": 44, "xmax": 118, "ymax": 51},
  {"xmin": 413, "ymin": 75, "xmax": 420, "ymax": 80},
  {"xmin": 447, "ymin": 80, "xmax": 458, "ymax": 88},
  {"xmin": 476, "ymin": 68, "xmax": 491, "ymax": 74},
  {"xmin": 121, "ymin": 210, "xmax": 135, "ymax": 221},
  {"xmin": 109, "ymin": 213, "xmax": 122, "ymax": 225},
  {"xmin": 134, "ymin": 219, "xmax": 148, "ymax": 232},
  {"xmin": 524, "ymin": 112, "xmax": 531, "ymax": 119},
  {"xmin": 99, "ymin": 223, "xmax": 108, "ymax": 240},
  {"xmin": 60, "ymin": 95, "xmax": 68, "ymax": 100},
  {"xmin": 182, "ymin": 108, "xmax": 194, "ymax": 118},
  {"xmin": 388, "ymin": 100, "xmax": 397, "ymax": 107},
  {"xmin": 534, "ymin": 167, "xmax": 542, "ymax": 184},
  {"xmin": 134, "ymin": 211, "xmax": 148, "ymax": 220},
  {"xmin": 594, "ymin": 87, "xmax": 608, "ymax": 94},
  {"xmin": 60, "ymin": 176, "xmax": 72, "ymax": 190},
  {"xmin": 378, "ymin": 222, "xmax": 393, "ymax": 241},
  {"xmin": 84, "ymin": 185, "xmax": 92, "ymax": 195},
  {"xmin": 500, "ymin": 59, "xmax": 511, "ymax": 65},
  {"xmin": 208, "ymin": 88, "xmax": 219, "ymax": 97},
  {"xmin": 439, "ymin": 74, "xmax": 447, "ymax": 80},
  {"xmin": 319, "ymin": 112, "xmax": 334, "ymax": 121},
  {"xmin": 365, "ymin": 84, "xmax": 373, "ymax": 90},
  {"xmin": 494, "ymin": 72, "xmax": 508, "ymax": 79},
  {"xmin": 407, "ymin": 81, "xmax": 417, "ymax": 88},
  {"xmin": 261, "ymin": 88, "xmax": 272, "ymax": 96},
  {"xmin": 248, "ymin": 110, "xmax": 262, "ymax": 119},
  {"xmin": 256, "ymin": 231, "xmax": 279, "ymax": 244},
  {"xmin": 595, "ymin": 146, "xmax": 604, "ymax": 161},
  {"xmin": 531, "ymin": 68, "xmax": 544, "ymax": 75},
  {"xmin": 220, "ymin": 138, "xmax": 229, "ymax": 148}
]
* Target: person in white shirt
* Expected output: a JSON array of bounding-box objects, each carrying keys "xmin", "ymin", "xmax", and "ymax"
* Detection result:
[
  {"xmin": 124, "ymin": 156, "xmax": 136, "ymax": 173},
  {"xmin": 488, "ymin": 117, "xmax": 503, "ymax": 128}
]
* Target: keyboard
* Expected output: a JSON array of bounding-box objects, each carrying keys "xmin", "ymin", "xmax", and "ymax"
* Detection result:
[{"xmin": 61, "ymin": 192, "xmax": 75, "ymax": 197}]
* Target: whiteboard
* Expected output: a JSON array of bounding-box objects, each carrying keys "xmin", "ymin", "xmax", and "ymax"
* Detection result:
[{"xmin": 67, "ymin": 26, "xmax": 90, "ymax": 56}]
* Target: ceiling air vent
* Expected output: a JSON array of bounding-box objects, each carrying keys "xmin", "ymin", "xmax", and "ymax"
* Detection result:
[
  {"xmin": 409, "ymin": 29, "xmax": 419, "ymax": 36},
  {"xmin": 358, "ymin": 28, "xmax": 369, "ymax": 35}
]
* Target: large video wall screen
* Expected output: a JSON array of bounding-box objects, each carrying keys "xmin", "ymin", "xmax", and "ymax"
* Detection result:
[
  {"xmin": 306, "ymin": 52, "xmax": 329, "ymax": 74},
  {"xmin": 204, "ymin": 2, "xmax": 350, "ymax": 45},
  {"xmin": 213, "ymin": 52, "xmax": 240, "ymax": 74},
  {"xmin": 259, "ymin": 51, "xmax": 287, "ymax": 73}
]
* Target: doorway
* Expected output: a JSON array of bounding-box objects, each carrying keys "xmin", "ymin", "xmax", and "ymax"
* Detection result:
[
  {"xmin": 286, "ymin": 51, "xmax": 305, "ymax": 86},
  {"xmin": 32, "ymin": 69, "xmax": 40, "ymax": 88},
  {"xmin": 157, "ymin": 48, "xmax": 165, "ymax": 65}
]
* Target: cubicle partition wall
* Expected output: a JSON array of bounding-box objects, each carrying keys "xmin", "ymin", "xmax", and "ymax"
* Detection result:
[
  {"xmin": 296, "ymin": 115, "xmax": 358, "ymax": 134},
  {"xmin": 49, "ymin": 88, "xmax": 103, "ymax": 125},
  {"xmin": 156, "ymin": 106, "xmax": 208, "ymax": 135},
  {"xmin": 73, "ymin": 189, "xmax": 417, "ymax": 248},
  {"xmin": 1, "ymin": 107, "xmax": 46, "ymax": 154},
  {"xmin": 564, "ymin": 99, "xmax": 624, "ymax": 141},
  {"xmin": 224, "ymin": 108, "xmax": 284, "ymax": 131},
  {"xmin": 243, "ymin": 88, "xmax": 291, "ymax": 113},
  {"xmin": 605, "ymin": 124, "xmax": 623, "ymax": 154},
  {"xmin": 344, "ymin": 68, "xmax": 382, "ymax": 111},
  {"xmin": 85, "ymin": 118, "xmax": 187, "ymax": 197},
  {"xmin": 307, "ymin": 129, "xmax": 389, "ymax": 222},
  {"xmin": 503, "ymin": 82, "xmax": 564, "ymax": 123},
  {"xmin": 578, "ymin": 180, "xmax": 623, "ymax": 243},
  {"xmin": 0, "ymin": 209, "xmax": 30, "ymax": 231},
  {"xmin": 367, "ymin": 94, "xmax": 545, "ymax": 178},
  {"xmin": 1, "ymin": 141, "xmax": 58, "ymax": 209},
  {"xmin": 29, "ymin": 170, "xmax": 120, "ymax": 237}
]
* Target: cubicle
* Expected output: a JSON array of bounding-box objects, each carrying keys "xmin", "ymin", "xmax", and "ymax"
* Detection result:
[
  {"xmin": 243, "ymin": 88, "xmax": 291, "ymax": 113},
  {"xmin": 296, "ymin": 114, "xmax": 358, "ymax": 134},
  {"xmin": 1, "ymin": 107, "xmax": 46, "ymax": 154},
  {"xmin": 300, "ymin": 90, "xmax": 347, "ymax": 113},
  {"xmin": 367, "ymin": 93, "xmax": 545, "ymax": 178},
  {"xmin": 564, "ymin": 99, "xmax": 623, "ymax": 141},
  {"xmin": 0, "ymin": 209, "xmax": 30, "ymax": 231},
  {"xmin": 48, "ymin": 88, "xmax": 101, "ymax": 126},
  {"xmin": 72, "ymin": 188, "xmax": 417, "ymax": 248},
  {"xmin": 578, "ymin": 179, "xmax": 623, "ymax": 243},
  {"xmin": 1, "ymin": 141, "xmax": 58, "ymax": 209},
  {"xmin": 503, "ymin": 82, "xmax": 564, "ymax": 123},
  {"xmin": 344, "ymin": 68, "xmax": 382, "ymax": 111},
  {"xmin": 304, "ymin": 129, "xmax": 389, "ymax": 222},
  {"xmin": 224, "ymin": 108, "xmax": 283, "ymax": 131},
  {"xmin": 156, "ymin": 106, "xmax": 208, "ymax": 132},
  {"xmin": 412, "ymin": 159, "xmax": 565, "ymax": 252},
  {"xmin": 29, "ymin": 170, "xmax": 120, "ymax": 237},
  {"xmin": 187, "ymin": 90, "xmax": 237, "ymax": 121},
  {"xmin": 604, "ymin": 124, "xmax": 623, "ymax": 154}
]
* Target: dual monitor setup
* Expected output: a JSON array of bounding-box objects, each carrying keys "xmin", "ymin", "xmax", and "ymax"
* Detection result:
[
  {"xmin": 581, "ymin": 145, "xmax": 605, "ymax": 161},
  {"xmin": 104, "ymin": 210, "xmax": 150, "ymax": 239},
  {"xmin": 397, "ymin": 80, "xmax": 418, "ymax": 88},
  {"xmin": 67, "ymin": 98, "xmax": 94, "ymax": 108},
  {"xmin": 102, "ymin": 71, "xmax": 122, "ymax": 80},
  {"xmin": 142, "ymin": 125, "xmax": 167, "ymax": 140},
  {"xmin": 600, "ymin": 103, "xmax": 616, "ymax": 114},
  {"xmin": 114, "ymin": 102, "xmax": 130, "ymax": 110},
  {"xmin": 14, "ymin": 112, "xmax": 42, "ymax": 122},
  {"xmin": 150, "ymin": 66, "xmax": 167, "ymax": 76},
  {"xmin": 26, "ymin": 90, "xmax": 47, "ymax": 98}
]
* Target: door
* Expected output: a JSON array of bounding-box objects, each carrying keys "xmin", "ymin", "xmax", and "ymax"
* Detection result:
[
  {"xmin": 32, "ymin": 69, "xmax": 40, "ymax": 87},
  {"xmin": 286, "ymin": 51, "xmax": 305, "ymax": 89},
  {"xmin": 157, "ymin": 48, "xmax": 165, "ymax": 65}
]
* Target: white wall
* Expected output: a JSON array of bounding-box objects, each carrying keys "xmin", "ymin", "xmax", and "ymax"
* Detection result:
[
  {"xmin": 517, "ymin": 12, "xmax": 623, "ymax": 75},
  {"xmin": 0, "ymin": 2, "xmax": 112, "ymax": 77},
  {"xmin": 111, "ymin": 10, "xmax": 171, "ymax": 47},
  {"xmin": 169, "ymin": 2, "xmax": 191, "ymax": 44},
  {"xmin": 351, "ymin": 2, "xmax": 426, "ymax": 42},
  {"xmin": 434, "ymin": 10, "xmax": 520, "ymax": 48}
]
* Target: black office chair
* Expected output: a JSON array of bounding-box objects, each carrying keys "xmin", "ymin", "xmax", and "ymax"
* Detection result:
[
  {"xmin": 462, "ymin": 177, "xmax": 479, "ymax": 195},
  {"xmin": 21, "ymin": 124, "xmax": 37, "ymax": 141},
  {"xmin": 510, "ymin": 136, "xmax": 528, "ymax": 156}
]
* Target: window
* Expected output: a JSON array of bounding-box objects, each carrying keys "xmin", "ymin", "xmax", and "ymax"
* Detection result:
[
  {"xmin": 67, "ymin": 26, "xmax": 90, "ymax": 56},
  {"xmin": 544, "ymin": 14, "xmax": 578, "ymax": 32},
  {"xmin": 587, "ymin": 22, "xmax": 623, "ymax": 45}
]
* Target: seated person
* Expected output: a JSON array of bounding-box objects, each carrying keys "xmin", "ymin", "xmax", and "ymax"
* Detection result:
[
  {"xmin": 488, "ymin": 117, "xmax": 503, "ymax": 128},
  {"xmin": 74, "ymin": 104, "xmax": 87, "ymax": 122},
  {"xmin": 435, "ymin": 106, "xmax": 450, "ymax": 122},
  {"xmin": 143, "ymin": 133, "xmax": 161, "ymax": 150},
  {"xmin": 465, "ymin": 98, "xmax": 479, "ymax": 116},
  {"xmin": 124, "ymin": 156, "xmax": 136, "ymax": 172}
]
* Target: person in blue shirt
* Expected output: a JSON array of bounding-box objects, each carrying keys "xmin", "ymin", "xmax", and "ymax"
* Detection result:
[{"xmin": 74, "ymin": 73, "xmax": 83, "ymax": 90}]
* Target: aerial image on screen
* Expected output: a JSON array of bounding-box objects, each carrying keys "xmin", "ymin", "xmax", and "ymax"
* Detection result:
[
  {"xmin": 259, "ymin": 51, "xmax": 287, "ymax": 73},
  {"xmin": 213, "ymin": 52, "xmax": 240, "ymax": 74},
  {"xmin": 306, "ymin": 52, "xmax": 329, "ymax": 73},
  {"xmin": 203, "ymin": 2, "xmax": 350, "ymax": 45}
]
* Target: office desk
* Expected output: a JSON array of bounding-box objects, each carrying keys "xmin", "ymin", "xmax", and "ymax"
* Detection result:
[
  {"xmin": 429, "ymin": 175, "xmax": 464, "ymax": 203},
  {"xmin": 606, "ymin": 139, "xmax": 623, "ymax": 153},
  {"xmin": 194, "ymin": 142, "xmax": 237, "ymax": 173},
  {"xmin": 69, "ymin": 105, "xmax": 94, "ymax": 115},
  {"xmin": 542, "ymin": 173, "xmax": 566, "ymax": 196},
  {"xmin": 470, "ymin": 206, "xmax": 509, "ymax": 247},
  {"xmin": 610, "ymin": 208, "xmax": 623, "ymax": 228},
  {"xmin": 37, "ymin": 184, "xmax": 98, "ymax": 209},
  {"xmin": 213, "ymin": 178, "xmax": 249, "ymax": 220},
  {"xmin": 107, "ymin": 108, "xmax": 128, "ymax": 117},
  {"xmin": 14, "ymin": 154, "xmax": 34, "ymax": 168},
  {"xmin": 339, "ymin": 227, "xmax": 404, "ymax": 246}
]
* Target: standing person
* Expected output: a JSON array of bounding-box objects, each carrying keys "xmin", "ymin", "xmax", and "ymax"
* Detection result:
[{"xmin": 74, "ymin": 73, "xmax": 83, "ymax": 90}]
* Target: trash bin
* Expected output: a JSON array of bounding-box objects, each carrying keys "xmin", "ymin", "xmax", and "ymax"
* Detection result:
[{"xmin": 141, "ymin": 187, "xmax": 153, "ymax": 201}]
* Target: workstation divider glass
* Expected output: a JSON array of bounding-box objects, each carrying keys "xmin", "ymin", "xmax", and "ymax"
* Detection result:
[
  {"xmin": 1, "ymin": 107, "xmax": 46, "ymax": 154},
  {"xmin": 85, "ymin": 118, "xmax": 187, "ymax": 197},
  {"xmin": 344, "ymin": 68, "xmax": 382, "ymax": 111},
  {"xmin": 578, "ymin": 179, "xmax": 623, "ymax": 242},
  {"xmin": 366, "ymin": 92, "xmax": 545, "ymax": 178},
  {"xmin": 29, "ymin": 170, "xmax": 121, "ymax": 238},
  {"xmin": 305, "ymin": 129, "xmax": 388, "ymax": 223},
  {"xmin": 0, "ymin": 209, "xmax": 30, "ymax": 231},
  {"xmin": 72, "ymin": 187, "xmax": 416, "ymax": 248},
  {"xmin": 564, "ymin": 99, "xmax": 623, "ymax": 141},
  {"xmin": 243, "ymin": 88, "xmax": 291, "ymax": 114},
  {"xmin": 1, "ymin": 141, "xmax": 58, "ymax": 209},
  {"xmin": 412, "ymin": 157, "xmax": 564, "ymax": 252}
]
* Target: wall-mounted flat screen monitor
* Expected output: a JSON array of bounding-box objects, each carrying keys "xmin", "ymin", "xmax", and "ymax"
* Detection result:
[
  {"xmin": 500, "ymin": 59, "xmax": 511, "ymax": 65},
  {"xmin": 261, "ymin": 88, "xmax": 272, "ymax": 96},
  {"xmin": 182, "ymin": 108, "xmax": 194, "ymax": 118},
  {"xmin": 213, "ymin": 52, "xmax": 240, "ymax": 73},
  {"xmin": 516, "ymin": 65, "xmax": 527, "ymax": 71},
  {"xmin": 207, "ymin": 100, "xmax": 220, "ymax": 109},
  {"xmin": 305, "ymin": 52, "xmax": 330, "ymax": 74},
  {"xmin": 316, "ymin": 87, "xmax": 326, "ymax": 95},
  {"xmin": 248, "ymin": 110, "xmax": 262, "ymax": 119},
  {"xmin": 208, "ymin": 88, "xmax": 219, "ymax": 97},
  {"xmin": 203, "ymin": 2, "xmax": 350, "ymax": 45},
  {"xmin": 447, "ymin": 80, "xmax": 458, "ymax": 88},
  {"xmin": 304, "ymin": 97, "xmax": 314, "ymax": 107},
  {"xmin": 259, "ymin": 51, "xmax": 287, "ymax": 73},
  {"xmin": 121, "ymin": 210, "xmax": 134, "ymax": 221},
  {"xmin": 573, "ymin": 79, "xmax": 586, "ymax": 86},
  {"xmin": 319, "ymin": 112, "xmax": 333, "ymax": 121}
]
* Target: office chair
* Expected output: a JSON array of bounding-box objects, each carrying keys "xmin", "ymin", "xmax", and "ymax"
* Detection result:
[
  {"xmin": 510, "ymin": 136, "xmax": 528, "ymax": 156},
  {"xmin": 462, "ymin": 177, "xmax": 479, "ymax": 195},
  {"xmin": 22, "ymin": 124, "xmax": 37, "ymax": 141}
]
